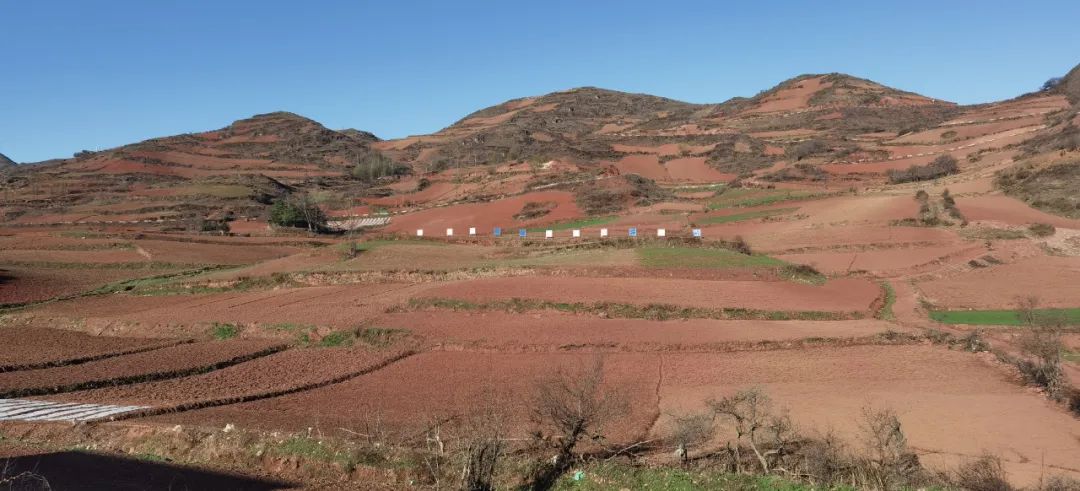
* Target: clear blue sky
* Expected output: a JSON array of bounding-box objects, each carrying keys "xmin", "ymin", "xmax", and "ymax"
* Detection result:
[{"xmin": 3, "ymin": 0, "xmax": 1079, "ymax": 163}]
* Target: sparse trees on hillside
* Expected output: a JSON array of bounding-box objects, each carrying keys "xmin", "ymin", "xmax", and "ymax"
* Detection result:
[{"xmin": 269, "ymin": 193, "xmax": 327, "ymax": 232}]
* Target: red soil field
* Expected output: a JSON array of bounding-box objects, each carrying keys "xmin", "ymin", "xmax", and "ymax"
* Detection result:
[
  {"xmin": 130, "ymin": 239, "xmax": 300, "ymax": 265},
  {"xmin": 652, "ymin": 345, "xmax": 1080, "ymax": 485},
  {"xmin": 610, "ymin": 143, "xmax": 716, "ymax": 156},
  {"xmin": 0, "ymin": 340, "xmax": 284, "ymax": 395},
  {"xmin": 917, "ymin": 255, "xmax": 1080, "ymax": 309},
  {"xmin": 384, "ymin": 191, "xmax": 583, "ymax": 234},
  {"xmin": 614, "ymin": 154, "xmax": 669, "ymax": 181},
  {"xmin": 744, "ymin": 76, "xmax": 830, "ymax": 114},
  {"xmin": 889, "ymin": 117, "xmax": 1042, "ymax": 144},
  {"xmin": 0, "ymin": 249, "xmax": 147, "ymax": 264},
  {"xmin": 776, "ymin": 244, "xmax": 976, "ymax": 275},
  {"xmin": 748, "ymin": 225, "xmax": 959, "ymax": 254},
  {"xmin": 154, "ymin": 351, "xmax": 660, "ymax": 444},
  {"xmin": 47, "ymin": 347, "xmax": 410, "ymax": 409},
  {"xmin": 663, "ymin": 157, "xmax": 735, "ymax": 182},
  {"xmin": 377, "ymin": 311, "xmax": 894, "ymax": 348},
  {"xmin": 21, "ymin": 283, "xmax": 424, "ymax": 334},
  {"xmin": 416, "ymin": 276, "xmax": 880, "ymax": 313},
  {"xmin": 0, "ymin": 266, "xmax": 185, "ymax": 305},
  {"xmin": 0, "ymin": 327, "xmax": 176, "ymax": 370},
  {"xmin": 956, "ymin": 195, "xmax": 1080, "ymax": 228}
]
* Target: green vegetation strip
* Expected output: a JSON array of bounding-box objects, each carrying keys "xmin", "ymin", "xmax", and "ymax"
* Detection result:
[
  {"xmin": 526, "ymin": 215, "xmax": 618, "ymax": 232},
  {"xmin": 696, "ymin": 207, "xmax": 798, "ymax": 225},
  {"xmin": 637, "ymin": 246, "xmax": 784, "ymax": 269},
  {"xmin": 0, "ymin": 260, "xmax": 206, "ymax": 270},
  {"xmin": 708, "ymin": 189, "xmax": 826, "ymax": 210},
  {"xmin": 929, "ymin": 308, "xmax": 1080, "ymax": 326},
  {"xmin": 876, "ymin": 282, "xmax": 896, "ymax": 321},
  {"xmin": 395, "ymin": 297, "xmax": 862, "ymax": 321},
  {"xmin": 554, "ymin": 462, "xmax": 821, "ymax": 491}
]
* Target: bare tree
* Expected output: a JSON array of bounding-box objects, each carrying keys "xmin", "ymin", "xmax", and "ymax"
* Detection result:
[
  {"xmin": 859, "ymin": 406, "xmax": 921, "ymax": 489},
  {"xmin": 1013, "ymin": 296, "xmax": 1067, "ymax": 399},
  {"xmin": 528, "ymin": 356, "xmax": 627, "ymax": 490},
  {"xmin": 0, "ymin": 460, "xmax": 51, "ymax": 490},
  {"xmin": 460, "ymin": 407, "xmax": 505, "ymax": 491},
  {"xmin": 669, "ymin": 411, "xmax": 713, "ymax": 464},
  {"xmin": 706, "ymin": 387, "xmax": 796, "ymax": 474}
]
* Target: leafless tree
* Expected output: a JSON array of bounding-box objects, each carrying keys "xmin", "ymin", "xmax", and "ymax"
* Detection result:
[
  {"xmin": 859, "ymin": 406, "xmax": 920, "ymax": 489},
  {"xmin": 460, "ymin": 406, "xmax": 505, "ymax": 491},
  {"xmin": 706, "ymin": 387, "xmax": 797, "ymax": 474},
  {"xmin": 527, "ymin": 356, "xmax": 628, "ymax": 490},
  {"xmin": 669, "ymin": 411, "xmax": 713, "ymax": 464},
  {"xmin": 0, "ymin": 461, "xmax": 51, "ymax": 490}
]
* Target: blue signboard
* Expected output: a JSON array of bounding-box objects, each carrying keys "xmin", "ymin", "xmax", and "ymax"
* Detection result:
[
  {"xmin": 692, "ymin": 228, "xmax": 702, "ymax": 238},
  {"xmin": 493, "ymin": 227, "xmax": 502, "ymax": 237},
  {"xmin": 519, "ymin": 228, "xmax": 527, "ymax": 238},
  {"xmin": 628, "ymin": 227, "xmax": 637, "ymax": 237}
]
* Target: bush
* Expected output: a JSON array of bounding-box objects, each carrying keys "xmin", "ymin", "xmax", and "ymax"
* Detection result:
[
  {"xmin": 416, "ymin": 177, "xmax": 431, "ymax": 191},
  {"xmin": 788, "ymin": 139, "xmax": 829, "ymax": 161},
  {"xmin": 952, "ymin": 455, "xmax": 1014, "ymax": 491},
  {"xmin": 1029, "ymin": 223, "xmax": 1056, "ymax": 237},
  {"xmin": 514, "ymin": 201, "xmax": 555, "ymax": 220},
  {"xmin": 887, "ymin": 155, "xmax": 960, "ymax": 184},
  {"xmin": 269, "ymin": 194, "xmax": 327, "ymax": 232}
]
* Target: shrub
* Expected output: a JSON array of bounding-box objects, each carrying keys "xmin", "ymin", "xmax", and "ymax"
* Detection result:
[
  {"xmin": 351, "ymin": 152, "xmax": 408, "ymax": 182},
  {"xmin": 730, "ymin": 235, "xmax": 753, "ymax": 255},
  {"xmin": 788, "ymin": 139, "xmax": 829, "ymax": 161},
  {"xmin": 1029, "ymin": 223, "xmax": 1056, "ymax": 237},
  {"xmin": 1042, "ymin": 77, "xmax": 1064, "ymax": 92},
  {"xmin": 514, "ymin": 201, "xmax": 555, "ymax": 220},
  {"xmin": 415, "ymin": 177, "xmax": 431, "ymax": 191},
  {"xmin": 210, "ymin": 322, "xmax": 239, "ymax": 340},
  {"xmin": 941, "ymin": 130, "xmax": 957, "ymax": 139},
  {"xmin": 269, "ymin": 194, "xmax": 327, "ymax": 231},
  {"xmin": 887, "ymin": 155, "xmax": 960, "ymax": 184},
  {"xmin": 952, "ymin": 455, "xmax": 1015, "ymax": 491}
]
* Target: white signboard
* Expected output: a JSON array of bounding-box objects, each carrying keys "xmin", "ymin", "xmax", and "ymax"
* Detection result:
[
  {"xmin": 446, "ymin": 228, "xmax": 453, "ymax": 237},
  {"xmin": 600, "ymin": 228, "xmax": 608, "ymax": 237},
  {"xmin": 657, "ymin": 228, "xmax": 666, "ymax": 237},
  {"xmin": 572, "ymin": 229, "xmax": 581, "ymax": 238},
  {"xmin": 468, "ymin": 227, "xmax": 476, "ymax": 236},
  {"xmin": 416, "ymin": 229, "xmax": 424, "ymax": 237},
  {"xmin": 545, "ymin": 229, "xmax": 554, "ymax": 239}
]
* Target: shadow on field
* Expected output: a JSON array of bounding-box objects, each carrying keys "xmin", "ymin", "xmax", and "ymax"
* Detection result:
[{"xmin": 0, "ymin": 450, "xmax": 296, "ymax": 490}]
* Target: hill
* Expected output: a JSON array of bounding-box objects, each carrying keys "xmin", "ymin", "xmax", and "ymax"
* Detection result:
[
  {"xmin": 0, "ymin": 152, "xmax": 15, "ymax": 168},
  {"xmin": 63, "ymin": 111, "xmax": 390, "ymax": 179}
]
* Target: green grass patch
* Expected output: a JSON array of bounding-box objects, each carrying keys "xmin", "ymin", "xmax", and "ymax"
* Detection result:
[
  {"xmin": 358, "ymin": 239, "xmax": 447, "ymax": 251},
  {"xmin": 929, "ymin": 308, "xmax": 1080, "ymax": 326},
  {"xmin": 696, "ymin": 207, "xmax": 798, "ymax": 225},
  {"xmin": 708, "ymin": 188, "xmax": 824, "ymax": 210},
  {"xmin": 637, "ymin": 246, "xmax": 784, "ymax": 269},
  {"xmin": 526, "ymin": 215, "xmax": 618, "ymax": 232},
  {"xmin": 876, "ymin": 282, "xmax": 896, "ymax": 321},
  {"xmin": 2, "ymin": 260, "xmax": 203, "ymax": 270},
  {"xmin": 210, "ymin": 322, "xmax": 240, "ymax": 340},
  {"xmin": 667, "ymin": 183, "xmax": 725, "ymax": 193},
  {"xmin": 318, "ymin": 331, "xmax": 355, "ymax": 348},
  {"xmin": 1063, "ymin": 351, "xmax": 1080, "ymax": 363},
  {"xmin": 553, "ymin": 462, "xmax": 830, "ymax": 491},
  {"xmin": 395, "ymin": 297, "xmax": 862, "ymax": 322}
]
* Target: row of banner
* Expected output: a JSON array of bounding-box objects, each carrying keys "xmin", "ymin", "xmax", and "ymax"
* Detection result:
[{"xmin": 417, "ymin": 227, "xmax": 704, "ymax": 238}]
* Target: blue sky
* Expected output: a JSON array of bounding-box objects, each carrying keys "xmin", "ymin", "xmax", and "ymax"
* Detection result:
[{"xmin": 3, "ymin": 1, "xmax": 1078, "ymax": 163}]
